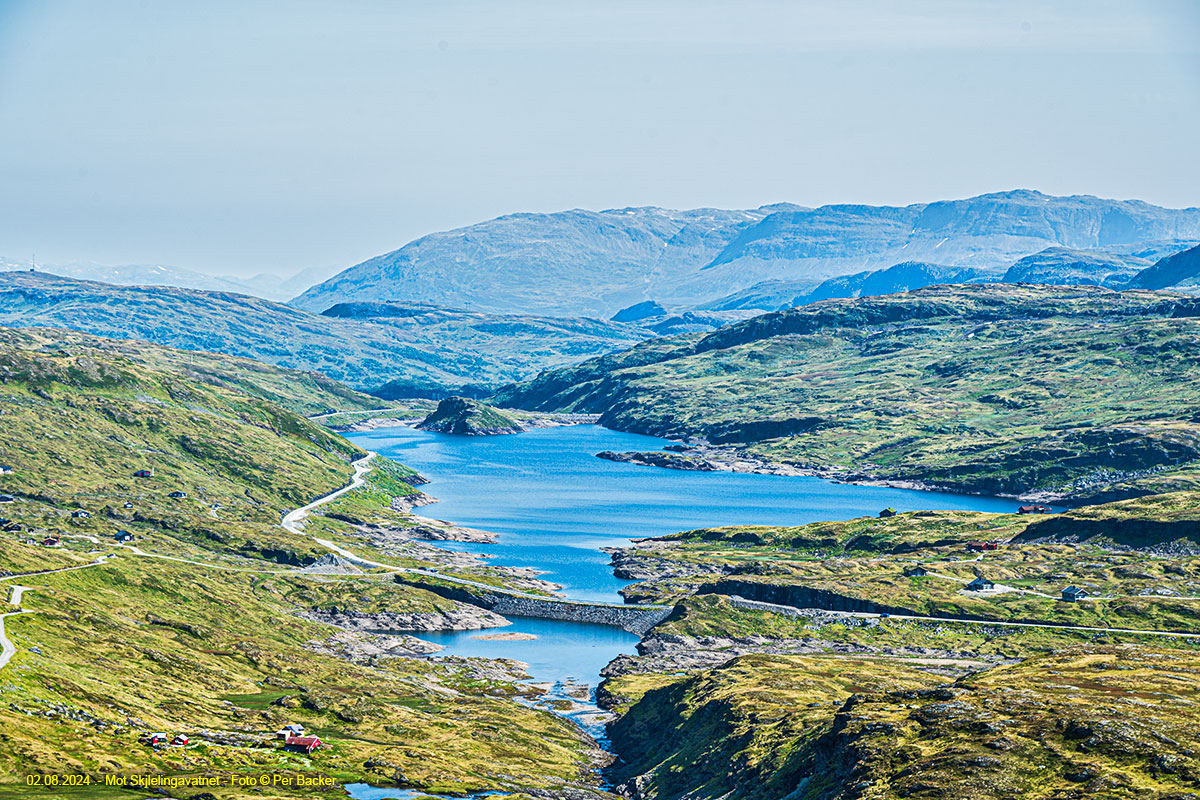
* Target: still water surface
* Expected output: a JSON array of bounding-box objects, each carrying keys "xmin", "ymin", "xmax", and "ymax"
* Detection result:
[
  {"xmin": 342, "ymin": 424, "xmax": 1017, "ymax": 796},
  {"xmin": 346, "ymin": 423, "xmax": 1017, "ymax": 604}
]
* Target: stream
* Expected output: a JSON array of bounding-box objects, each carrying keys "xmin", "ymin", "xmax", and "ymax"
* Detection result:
[{"xmin": 341, "ymin": 424, "xmax": 1016, "ymax": 797}]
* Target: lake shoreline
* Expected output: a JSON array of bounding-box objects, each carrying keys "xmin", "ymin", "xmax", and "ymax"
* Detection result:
[{"xmin": 594, "ymin": 446, "xmax": 1068, "ymax": 505}]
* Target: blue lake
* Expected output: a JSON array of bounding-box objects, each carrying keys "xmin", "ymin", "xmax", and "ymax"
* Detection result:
[
  {"xmin": 346, "ymin": 424, "xmax": 1018, "ymax": 604},
  {"xmin": 341, "ymin": 423, "xmax": 1021, "ymax": 794}
]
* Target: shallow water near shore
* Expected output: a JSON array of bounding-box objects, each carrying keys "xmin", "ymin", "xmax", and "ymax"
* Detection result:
[
  {"xmin": 346, "ymin": 423, "xmax": 1018, "ymax": 604},
  {"xmin": 418, "ymin": 616, "xmax": 640, "ymax": 686}
]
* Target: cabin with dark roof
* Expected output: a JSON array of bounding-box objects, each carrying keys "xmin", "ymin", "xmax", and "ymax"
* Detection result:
[
  {"xmin": 903, "ymin": 565, "xmax": 929, "ymax": 577},
  {"xmin": 0, "ymin": 465, "xmax": 12, "ymax": 475},
  {"xmin": 115, "ymin": 531, "xmax": 134, "ymax": 542},
  {"xmin": 71, "ymin": 510, "xmax": 90, "ymax": 518},
  {"xmin": 168, "ymin": 491, "xmax": 187, "ymax": 499},
  {"xmin": 1018, "ymin": 504, "xmax": 1052, "ymax": 514},
  {"xmin": 878, "ymin": 508, "xmax": 897, "ymax": 518},
  {"xmin": 966, "ymin": 541, "xmax": 999, "ymax": 552},
  {"xmin": 277, "ymin": 723, "xmax": 305, "ymax": 740},
  {"xmin": 966, "ymin": 576, "xmax": 995, "ymax": 591},
  {"xmin": 1060, "ymin": 585, "xmax": 1089, "ymax": 602},
  {"xmin": 133, "ymin": 470, "xmax": 151, "ymax": 478}
]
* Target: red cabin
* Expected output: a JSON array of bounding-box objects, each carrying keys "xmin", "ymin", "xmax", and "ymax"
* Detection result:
[
  {"xmin": 134, "ymin": 470, "xmax": 152, "ymax": 478},
  {"xmin": 284, "ymin": 735, "xmax": 322, "ymax": 754},
  {"xmin": 1018, "ymin": 504, "xmax": 1052, "ymax": 514}
]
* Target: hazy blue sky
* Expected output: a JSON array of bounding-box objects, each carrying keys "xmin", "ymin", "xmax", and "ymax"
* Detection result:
[{"xmin": 1, "ymin": 0, "xmax": 1198, "ymax": 278}]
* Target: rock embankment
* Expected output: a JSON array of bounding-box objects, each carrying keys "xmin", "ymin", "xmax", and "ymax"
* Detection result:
[
  {"xmin": 395, "ymin": 578, "xmax": 672, "ymax": 636},
  {"xmin": 695, "ymin": 578, "xmax": 915, "ymax": 615}
]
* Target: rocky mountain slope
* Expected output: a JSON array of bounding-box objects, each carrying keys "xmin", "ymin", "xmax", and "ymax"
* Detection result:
[
  {"xmin": 0, "ymin": 272, "xmax": 650, "ymax": 393},
  {"xmin": 600, "ymin": 496, "xmax": 1200, "ymax": 799},
  {"xmin": 292, "ymin": 191, "xmax": 1200, "ymax": 317},
  {"xmin": 707, "ymin": 262, "xmax": 993, "ymax": 312},
  {"xmin": 494, "ymin": 284, "xmax": 1200, "ymax": 501},
  {"xmin": 1127, "ymin": 243, "xmax": 1200, "ymax": 292}
]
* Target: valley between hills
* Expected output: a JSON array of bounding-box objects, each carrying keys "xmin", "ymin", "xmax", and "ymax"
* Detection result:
[
  {"xmin": 4, "ymin": 195, "xmax": 1200, "ymax": 800},
  {"xmin": 3, "ymin": 280, "xmax": 1200, "ymax": 799}
]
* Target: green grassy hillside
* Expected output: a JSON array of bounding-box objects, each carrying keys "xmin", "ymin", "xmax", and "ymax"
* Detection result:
[
  {"xmin": 0, "ymin": 328, "xmax": 369, "ymax": 563},
  {"xmin": 620, "ymin": 493, "xmax": 1200, "ymax": 630},
  {"xmin": 495, "ymin": 284, "xmax": 1200, "ymax": 500},
  {"xmin": 0, "ymin": 327, "xmax": 610, "ymax": 798}
]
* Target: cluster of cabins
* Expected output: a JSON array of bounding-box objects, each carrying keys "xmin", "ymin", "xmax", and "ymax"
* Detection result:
[
  {"xmin": 140, "ymin": 724, "xmax": 323, "ymax": 754},
  {"xmin": 1, "ymin": 464, "xmax": 196, "ymax": 545},
  {"xmin": 915, "ymin": 570, "xmax": 1088, "ymax": 601},
  {"xmin": 903, "ymin": 546, "xmax": 1092, "ymax": 601}
]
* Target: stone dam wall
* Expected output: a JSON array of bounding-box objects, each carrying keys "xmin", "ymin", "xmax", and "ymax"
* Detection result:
[{"xmin": 395, "ymin": 577, "xmax": 673, "ymax": 636}]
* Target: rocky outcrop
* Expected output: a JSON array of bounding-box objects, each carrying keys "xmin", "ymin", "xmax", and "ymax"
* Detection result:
[
  {"xmin": 298, "ymin": 553, "xmax": 363, "ymax": 574},
  {"xmin": 695, "ymin": 579, "xmax": 915, "ymax": 616},
  {"xmin": 611, "ymin": 301, "xmax": 667, "ymax": 322},
  {"xmin": 304, "ymin": 629, "xmax": 445, "ymax": 663},
  {"xmin": 301, "ymin": 606, "xmax": 509, "ymax": 632},
  {"xmin": 416, "ymin": 396, "xmax": 525, "ymax": 435},
  {"xmin": 595, "ymin": 447, "xmax": 817, "ymax": 477},
  {"xmin": 596, "ymin": 450, "xmax": 722, "ymax": 471},
  {"xmin": 599, "ymin": 624, "xmax": 1008, "ymax": 689}
]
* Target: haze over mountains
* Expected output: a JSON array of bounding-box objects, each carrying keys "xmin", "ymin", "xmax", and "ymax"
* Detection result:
[
  {"xmin": 4, "ymin": 190, "xmax": 1200, "ymax": 399},
  {"xmin": 0, "ymin": 256, "xmax": 337, "ymax": 302},
  {"xmin": 293, "ymin": 190, "xmax": 1200, "ymax": 317}
]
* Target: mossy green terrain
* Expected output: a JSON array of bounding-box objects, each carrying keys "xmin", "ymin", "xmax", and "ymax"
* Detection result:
[
  {"xmin": 605, "ymin": 648, "xmax": 1200, "ymax": 800},
  {"xmin": 0, "ymin": 327, "xmax": 610, "ymax": 798},
  {"xmin": 622, "ymin": 498, "xmax": 1200, "ymax": 631},
  {"xmin": 0, "ymin": 542, "xmax": 599, "ymax": 799},
  {"xmin": 495, "ymin": 284, "xmax": 1200, "ymax": 500},
  {"xmin": 601, "ymin": 495, "xmax": 1200, "ymax": 799}
]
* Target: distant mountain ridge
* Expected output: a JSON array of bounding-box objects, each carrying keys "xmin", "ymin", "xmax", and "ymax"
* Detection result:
[
  {"xmin": 0, "ymin": 257, "xmax": 336, "ymax": 301},
  {"xmin": 292, "ymin": 190, "xmax": 1200, "ymax": 317},
  {"xmin": 0, "ymin": 272, "xmax": 652, "ymax": 393},
  {"xmin": 1002, "ymin": 247, "xmax": 1151, "ymax": 287}
]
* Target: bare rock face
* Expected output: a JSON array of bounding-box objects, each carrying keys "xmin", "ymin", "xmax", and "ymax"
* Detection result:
[
  {"xmin": 305, "ymin": 630, "xmax": 444, "ymax": 664},
  {"xmin": 299, "ymin": 553, "xmax": 363, "ymax": 574},
  {"xmin": 301, "ymin": 605, "xmax": 510, "ymax": 632}
]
